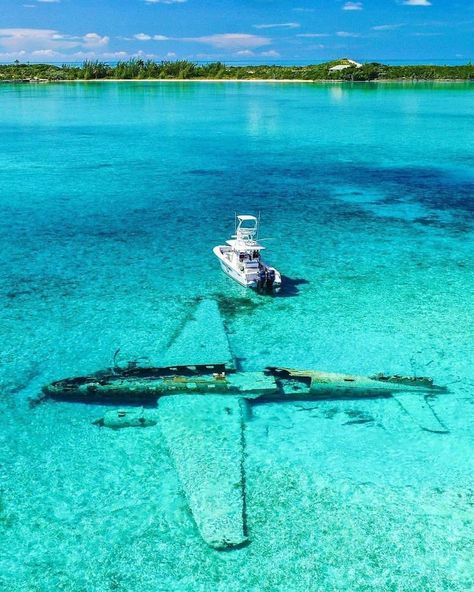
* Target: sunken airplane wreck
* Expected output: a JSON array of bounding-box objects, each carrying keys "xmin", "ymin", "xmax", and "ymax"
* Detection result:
[
  {"xmin": 44, "ymin": 364, "xmax": 444, "ymax": 404},
  {"xmin": 41, "ymin": 299, "xmax": 449, "ymax": 550}
]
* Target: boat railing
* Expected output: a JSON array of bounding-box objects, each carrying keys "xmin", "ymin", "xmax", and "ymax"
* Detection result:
[{"xmin": 236, "ymin": 236, "xmax": 258, "ymax": 246}]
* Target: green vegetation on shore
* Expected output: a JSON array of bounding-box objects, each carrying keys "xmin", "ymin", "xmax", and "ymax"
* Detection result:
[{"xmin": 1, "ymin": 58, "xmax": 473, "ymax": 82}]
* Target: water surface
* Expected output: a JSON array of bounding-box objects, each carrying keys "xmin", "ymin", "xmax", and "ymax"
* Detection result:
[{"xmin": 0, "ymin": 81, "xmax": 473, "ymax": 591}]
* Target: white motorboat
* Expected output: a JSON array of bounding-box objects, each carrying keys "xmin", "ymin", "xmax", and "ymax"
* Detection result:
[{"xmin": 213, "ymin": 215, "xmax": 282, "ymax": 292}]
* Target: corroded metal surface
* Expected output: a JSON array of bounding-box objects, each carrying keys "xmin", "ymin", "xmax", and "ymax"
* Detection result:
[
  {"xmin": 268, "ymin": 367, "xmax": 447, "ymax": 398},
  {"xmin": 44, "ymin": 365, "xmax": 445, "ymax": 402},
  {"xmin": 158, "ymin": 395, "xmax": 248, "ymax": 549}
]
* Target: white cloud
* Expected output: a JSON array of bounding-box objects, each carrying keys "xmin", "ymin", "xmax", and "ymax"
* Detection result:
[
  {"xmin": 145, "ymin": 0, "xmax": 187, "ymax": 3},
  {"xmin": 253, "ymin": 23, "xmax": 300, "ymax": 30},
  {"xmin": 186, "ymin": 33, "xmax": 271, "ymax": 49},
  {"xmin": 0, "ymin": 47, "xmax": 165, "ymax": 62},
  {"xmin": 0, "ymin": 50, "xmax": 27, "ymax": 60},
  {"xmin": 261, "ymin": 50, "xmax": 280, "ymax": 57},
  {"xmin": 82, "ymin": 33, "xmax": 109, "ymax": 47},
  {"xmin": 235, "ymin": 49, "xmax": 255, "ymax": 56},
  {"xmin": 0, "ymin": 28, "xmax": 109, "ymax": 52},
  {"xmin": 336, "ymin": 31, "xmax": 361, "ymax": 37},
  {"xmin": 343, "ymin": 2, "xmax": 363, "ymax": 10},
  {"xmin": 0, "ymin": 28, "xmax": 73, "ymax": 50},
  {"xmin": 133, "ymin": 33, "xmax": 170, "ymax": 41},
  {"xmin": 296, "ymin": 33, "xmax": 330, "ymax": 38},
  {"xmin": 101, "ymin": 51, "xmax": 129, "ymax": 59},
  {"xmin": 75, "ymin": 50, "xmax": 156, "ymax": 60},
  {"xmin": 37, "ymin": 0, "xmax": 61, "ymax": 3},
  {"xmin": 403, "ymin": 0, "xmax": 431, "ymax": 5},
  {"xmin": 134, "ymin": 33, "xmax": 152, "ymax": 41},
  {"xmin": 372, "ymin": 24, "xmax": 403, "ymax": 31},
  {"xmin": 195, "ymin": 52, "xmax": 220, "ymax": 60},
  {"xmin": 1, "ymin": 27, "xmax": 274, "ymax": 61},
  {"xmin": 31, "ymin": 49, "xmax": 60, "ymax": 56},
  {"xmin": 132, "ymin": 32, "xmax": 266, "ymax": 49}
]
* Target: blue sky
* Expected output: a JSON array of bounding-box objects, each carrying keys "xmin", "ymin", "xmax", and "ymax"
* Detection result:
[{"xmin": 0, "ymin": 1, "xmax": 473, "ymax": 63}]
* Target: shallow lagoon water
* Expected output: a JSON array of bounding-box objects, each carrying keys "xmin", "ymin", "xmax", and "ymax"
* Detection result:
[{"xmin": 0, "ymin": 81, "xmax": 473, "ymax": 591}]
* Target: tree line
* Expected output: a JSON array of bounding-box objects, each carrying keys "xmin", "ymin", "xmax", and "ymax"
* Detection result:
[{"xmin": 1, "ymin": 59, "xmax": 473, "ymax": 82}]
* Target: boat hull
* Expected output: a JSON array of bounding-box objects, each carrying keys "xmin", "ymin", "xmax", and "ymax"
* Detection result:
[{"xmin": 213, "ymin": 245, "xmax": 281, "ymax": 292}]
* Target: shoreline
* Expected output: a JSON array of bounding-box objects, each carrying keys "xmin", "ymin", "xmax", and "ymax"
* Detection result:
[
  {"xmin": 2, "ymin": 59, "xmax": 473, "ymax": 84},
  {"xmin": 2, "ymin": 78, "xmax": 473, "ymax": 84}
]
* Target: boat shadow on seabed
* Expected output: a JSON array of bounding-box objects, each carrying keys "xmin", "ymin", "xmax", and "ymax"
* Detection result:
[{"xmin": 270, "ymin": 275, "xmax": 309, "ymax": 297}]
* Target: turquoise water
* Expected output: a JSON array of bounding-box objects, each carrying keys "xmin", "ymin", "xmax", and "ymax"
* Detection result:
[{"xmin": 0, "ymin": 81, "xmax": 473, "ymax": 591}]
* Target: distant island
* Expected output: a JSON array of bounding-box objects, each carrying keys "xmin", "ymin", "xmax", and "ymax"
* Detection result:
[{"xmin": 1, "ymin": 58, "xmax": 473, "ymax": 83}]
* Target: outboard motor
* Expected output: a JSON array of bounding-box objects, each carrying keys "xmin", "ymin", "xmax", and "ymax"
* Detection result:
[
  {"xmin": 257, "ymin": 269, "xmax": 266, "ymax": 292},
  {"xmin": 257, "ymin": 267, "xmax": 275, "ymax": 292},
  {"xmin": 267, "ymin": 269, "xmax": 275, "ymax": 289}
]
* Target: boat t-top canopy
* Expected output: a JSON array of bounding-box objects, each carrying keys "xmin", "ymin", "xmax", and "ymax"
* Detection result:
[
  {"xmin": 225, "ymin": 239, "xmax": 265, "ymax": 250},
  {"xmin": 236, "ymin": 215, "xmax": 259, "ymax": 241},
  {"xmin": 223, "ymin": 214, "xmax": 266, "ymax": 251}
]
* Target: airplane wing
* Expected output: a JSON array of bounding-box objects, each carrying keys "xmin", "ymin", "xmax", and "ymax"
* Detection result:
[
  {"xmin": 161, "ymin": 299, "xmax": 235, "ymax": 369},
  {"xmin": 158, "ymin": 394, "xmax": 248, "ymax": 549},
  {"xmin": 159, "ymin": 298, "xmax": 246, "ymax": 548}
]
